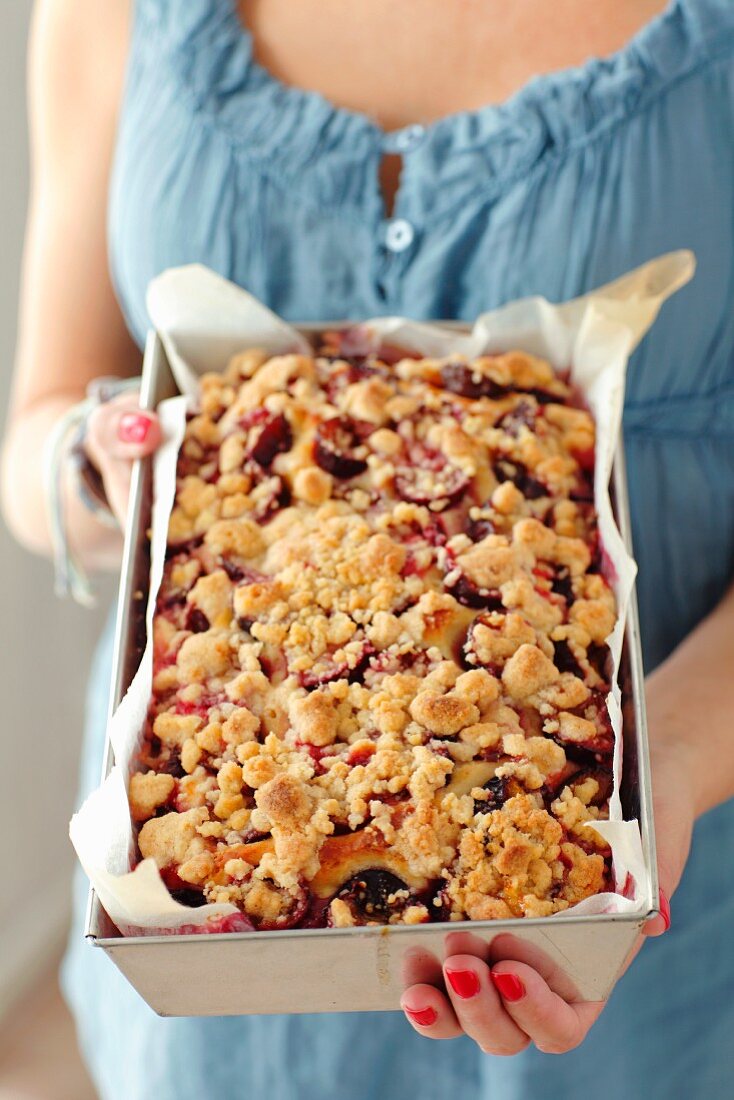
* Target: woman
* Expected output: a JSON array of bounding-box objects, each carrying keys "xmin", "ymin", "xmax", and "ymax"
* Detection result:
[{"xmin": 3, "ymin": 0, "xmax": 733, "ymax": 1096}]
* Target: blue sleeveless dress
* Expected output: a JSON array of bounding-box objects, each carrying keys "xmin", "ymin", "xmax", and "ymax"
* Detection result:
[{"xmin": 63, "ymin": 2, "xmax": 734, "ymax": 1096}]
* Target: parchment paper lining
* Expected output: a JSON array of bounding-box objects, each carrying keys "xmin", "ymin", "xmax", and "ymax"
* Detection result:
[{"xmin": 71, "ymin": 251, "xmax": 694, "ymax": 934}]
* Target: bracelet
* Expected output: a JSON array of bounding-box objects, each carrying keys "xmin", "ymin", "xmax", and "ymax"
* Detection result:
[{"xmin": 42, "ymin": 376, "xmax": 140, "ymax": 606}]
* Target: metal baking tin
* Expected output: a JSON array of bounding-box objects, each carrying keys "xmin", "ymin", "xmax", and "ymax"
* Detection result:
[{"xmin": 85, "ymin": 329, "xmax": 659, "ymax": 1017}]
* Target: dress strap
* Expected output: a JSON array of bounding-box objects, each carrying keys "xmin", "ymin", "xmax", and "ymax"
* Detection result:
[{"xmin": 133, "ymin": 0, "xmax": 235, "ymax": 48}]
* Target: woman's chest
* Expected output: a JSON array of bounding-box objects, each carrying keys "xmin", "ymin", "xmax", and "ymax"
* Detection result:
[{"xmin": 237, "ymin": 0, "xmax": 670, "ymax": 130}]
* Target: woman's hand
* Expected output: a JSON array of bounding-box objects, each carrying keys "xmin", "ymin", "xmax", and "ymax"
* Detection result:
[
  {"xmin": 400, "ymin": 725, "xmax": 697, "ymax": 1054},
  {"xmin": 85, "ymin": 393, "xmax": 161, "ymax": 527}
]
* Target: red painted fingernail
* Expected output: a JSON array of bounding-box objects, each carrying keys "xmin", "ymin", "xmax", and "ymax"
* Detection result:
[
  {"xmin": 658, "ymin": 889, "xmax": 671, "ymax": 932},
  {"xmin": 118, "ymin": 412, "xmax": 152, "ymax": 444},
  {"xmin": 404, "ymin": 1005, "xmax": 437, "ymax": 1027},
  {"xmin": 491, "ymin": 972, "xmax": 525, "ymax": 1002},
  {"xmin": 445, "ymin": 968, "xmax": 481, "ymax": 999}
]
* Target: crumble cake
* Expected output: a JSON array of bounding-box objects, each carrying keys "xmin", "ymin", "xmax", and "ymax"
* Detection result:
[{"xmin": 129, "ymin": 337, "xmax": 618, "ymax": 931}]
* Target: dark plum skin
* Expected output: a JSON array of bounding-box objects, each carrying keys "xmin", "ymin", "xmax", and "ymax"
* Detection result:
[
  {"xmin": 220, "ymin": 562, "xmax": 269, "ymax": 587},
  {"xmin": 551, "ymin": 692, "xmax": 615, "ymax": 760},
  {"xmin": 441, "ymin": 362, "xmax": 558, "ymax": 407},
  {"xmin": 252, "ymin": 888, "xmax": 310, "ymax": 932},
  {"xmin": 299, "ymin": 641, "xmax": 375, "ymax": 689},
  {"xmin": 173, "ymin": 913, "xmax": 255, "ymax": 935},
  {"xmin": 445, "ymin": 556, "xmax": 505, "ymax": 610},
  {"xmin": 331, "ymin": 869, "xmax": 411, "ymax": 924},
  {"xmin": 447, "ymin": 572, "xmax": 505, "ymax": 610},
  {"xmin": 170, "ymin": 888, "xmax": 207, "ymax": 908},
  {"xmin": 466, "ymin": 514, "xmax": 498, "ymax": 541},
  {"xmin": 493, "ymin": 458, "xmax": 548, "ymax": 500},
  {"xmin": 186, "ymin": 608, "xmax": 210, "ymax": 634},
  {"xmin": 394, "ymin": 465, "xmax": 469, "ymax": 509},
  {"xmin": 363, "ymin": 647, "xmax": 435, "ymax": 686},
  {"xmin": 221, "ymin": 558, "xmax": 246, "ymax": 583},
  {"xmin": 157, "ymin": 756, "xmax": 186, "ymax": 779},
  {"xmin": 551, "ymin": 567, "xmax": 575, "ymax": 605},
  {"xmin": 394, "ymin": 444, "xmax": 470, "ymax": 509},
  {"xmin": 251, "ymin": 474, "xmax": 291, "ymax": 522},
  {"xmin": 461, "ymin": 613, "xmax": 510, "ymax": 673},
  {"xmin": 313, "ymin": 417, "xmax": 369, "ymax": 479},
  {"xmin": 473, "ymin": 774, "xmax": 524, "ymax": 814},
  {"xmin": 495, "ymin": 399, "xmax": 539, "ymax": 437},
  {"xmin": 249, "ymin": 413, "xmax": 292, "ymax": 467},
  {"xmin": 571, "ymin": 469, "xmax": 595, "ymax": 503},
  {"xmin": 475, "ymin": 775, "xmax": 511, "ymax": 813},
  {"xmin": 541, "ymin": 761, "xmax": 613, "ymax": 812},
  {"xmin": 441, "ymin": 362, "xmax": 508, "ymax": 400},
  {"xmin": 164, "ymin": 535, "xmax": 204, "ymax": 561},
  {"xmin": 552, "ymin": 638, "xmax": 584, "ymax": 678}
]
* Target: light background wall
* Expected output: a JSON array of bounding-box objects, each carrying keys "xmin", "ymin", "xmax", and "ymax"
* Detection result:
[{"xmin": 0, "ymin": 1, "xmax": 112, "ymax": 1017}]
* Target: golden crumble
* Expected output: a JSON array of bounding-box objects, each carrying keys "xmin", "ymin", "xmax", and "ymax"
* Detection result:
[{"xmin": 131, "ymin": 338, "xmax": 616, "ymax": 929}]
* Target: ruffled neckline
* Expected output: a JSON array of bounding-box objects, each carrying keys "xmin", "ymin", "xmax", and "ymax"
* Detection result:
[{"xmin": 150, "ymin": 0, "xmax": 734, "ymax": 219}]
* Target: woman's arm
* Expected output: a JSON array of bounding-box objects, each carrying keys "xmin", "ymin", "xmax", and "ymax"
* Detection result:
[
  {"xmin": 646, "ymin": 581, "xmax": 734, "ymax": 838},
  {"xmin": 1, "ymin": 0, "xmax": 158, "ymax": 568},
  {"xmin": 401, "ymin": 583, "xmax": 734, "ymax": 1051}
]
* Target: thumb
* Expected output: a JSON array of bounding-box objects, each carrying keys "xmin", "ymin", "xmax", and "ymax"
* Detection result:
[
  {"xmin": 87, "ymin": 399, "xmax": 162, "ymax": 464},
  {"xmin": 111, "ymin": 408, "xmax": 162, "ymax": 458}
]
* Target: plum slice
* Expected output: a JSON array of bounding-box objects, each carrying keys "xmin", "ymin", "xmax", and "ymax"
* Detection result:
[
  {"xmin": 314, "ymin": 416, "xmax": 369, "ymax": 479},
  {"xmin": 394, "ymin": 445, "xmax": 470, "ymax": 510},
  {"xmin": 448, "ymin": 573, "xmax": 505, "ymax": 611},
  {"xmin": 542, "ymin": 763, "xmax": 613, "ymax": 806},
  {"xmin": 571, "ymin": 471, "xmax": 595, "ymax": 503},
  {"xmin": 185, "ymin": 608, "xmax": 210, "ymax": 634},
  {"xmin": 466, "ymin": 513, "xmax": 499, "ymax": 541},
  {"xmin": 473, "ymin": 774, "xmax": 523, "ymax": 813},
  {"xmin": 330, "ymin": 869, "xmax": 412, "ymax": 925},
  {"xmin": 496, "ymin": 398, "xmax": 540, "ymax": 437},
  {"xmin": 493, "ymin": 458, "xmax": 548, "ymax": 500},
  {"xmin": 440, "ymin": 362, "xmax": 560, "ymax": 406},
  {"xmin": 552, "ymin": 638, "xmax": 584, "ymax": 678},
  {"xmin": 252, "ymin": 886, "xmax": 310, "ymax": 932},
  {"xmin": 249, "ymin": 413, "xmax": 292, "ymax": 467},
  {"xmin": 169, "ymin": 888, "xmax": 207, "ymax": 908},
  {"xmin": 298, "ymin": 896, "xmax": 331, "ymax": 929},
  {"xmin": 173, "ymin": 913, "xmax": 254, "ymax": 935},
  {"xmin": 480, "ymin": 775, "xmax": 510, "ymax": 810},
  {"xmin": 362, "ymin": 646, "xmax": 436, "ymax": 687},
  {"xmin": 299, "ymin": 640, "xmax": 375, "ymax": 688},
  {"xmin": 250, "ymin": 473, "xmax": 291, "ymax": 523},
  {"xmin": 461, "ymin": 612, "xmax": 510, "ymax": 673},
  {"xmin": 552, "ymin": 691, "xmax": 615, "ymax": 759},
  {"xmin": 445, "ymin": 556, "xmax": 505, "ymax": 612},
  {"xmin": 440, "ymin": 362, "xmax": 507, "ymax": 400}
]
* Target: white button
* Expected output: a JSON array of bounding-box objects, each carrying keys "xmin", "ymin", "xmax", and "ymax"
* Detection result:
[
  {"xmin": 385, "ymin": 218, "xmax": 415, "ymax": 252},
  {"xmin": 394, "ymin": 124, "xmax": 425, "ymax": 152}
]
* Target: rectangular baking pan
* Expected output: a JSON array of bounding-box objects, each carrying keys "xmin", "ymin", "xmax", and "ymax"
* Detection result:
[{"xmin": 85, "ymin": 328, "xmax": 659, "ymax": 1016}]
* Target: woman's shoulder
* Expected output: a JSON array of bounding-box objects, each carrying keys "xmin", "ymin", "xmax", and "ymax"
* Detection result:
[{"xmin": 31, "ymin": 0, "xmax": 132, "ymax": 128}]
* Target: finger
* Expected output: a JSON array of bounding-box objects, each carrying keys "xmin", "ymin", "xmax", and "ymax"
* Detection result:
[
  {"xmin": 642, "ymin": 888, "xmax": 671, "ymax": 938},
  {"xmin": 401, "ymin": 946, "xmax": 444, "ymax": 988},
  {"xmin": 87, "ymin": 397, "xmax": 161, "ymax": 463},
  {"xmin": 400, "ymin": 983, "xmax": 462, "ymax": 1041},
  {"xmin": 488, "ymin": 933, "xmax": 580, "ymax": 1001},
  {"xmin": 442, "ymin": 954, "xmax": 530, "ymax": 1056},
  {"xmin": 491, "ymin": 959, "xmax": 603, "ymax": 1055},
  {"xmin": 98, "ymin": 460, "xmax": 133, "ymax": 529},
  {"xmin": 443, "ymin": 930, "xmax": 491, "ymax": 962}
]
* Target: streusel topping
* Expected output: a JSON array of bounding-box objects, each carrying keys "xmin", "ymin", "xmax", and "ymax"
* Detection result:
[{"xmin": 132, "ymin": 339, "xmax": 616, "ymax": 929}]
